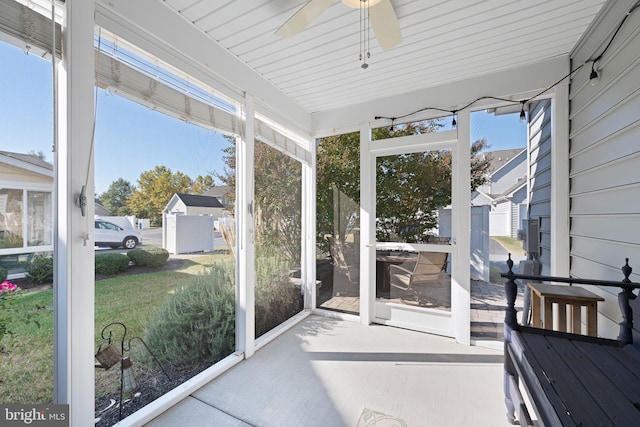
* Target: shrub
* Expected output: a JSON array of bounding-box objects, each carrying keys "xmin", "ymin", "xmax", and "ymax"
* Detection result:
[
  {"xmin": 0, "ymin": 267, "xmax": 7, "ymax": 283},
  {"xmin": 145, "ymin": 261, "xmax": 236, "ymax": 369},
  {"xmin": 95, "ymin": 253, "xmax": 130, "ymax": 275},
  {"xmin": 26, "ymin": 254, "xmax": 54, "ymax": 284},
  {"xmin": 255, "ymin": 256, "xmax": 303, "ymax": 337},
  {"xmin": 127, "ymin": 248, "xmax": 169, "ymax": 268}
]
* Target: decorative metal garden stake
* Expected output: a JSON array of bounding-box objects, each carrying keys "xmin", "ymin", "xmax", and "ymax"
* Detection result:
[{"xmin": 95, "ymin": 322, "xmax": 170, "ymax": 421}]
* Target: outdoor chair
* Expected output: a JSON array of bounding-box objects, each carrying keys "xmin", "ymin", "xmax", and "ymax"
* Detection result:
[{"xmin": 389, "ymin": 251, "xmax": 448, "ymax": 291}]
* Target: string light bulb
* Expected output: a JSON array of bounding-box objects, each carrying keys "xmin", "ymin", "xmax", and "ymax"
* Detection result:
[
  {"xmin": 519, "ymin": 102, "xmax": 527, "ymax": 123},
  {"xmin": 451, "ymin": 112, "xmax": 457, "ymax": 129},
  {"xmin": 589, "ymin": 62, "xmax": 599, "ymax": 86}
]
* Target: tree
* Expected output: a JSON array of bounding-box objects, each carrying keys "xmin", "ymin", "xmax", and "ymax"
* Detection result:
[
  {"xmin": 215, "ymin": 139, "xmax": 302, "ymax": 266},
  {"xmin": 126, "ymin": 166, "xmax": 193, "ymax": 225},
  {"xmin": 99, "ymin": 178, "xmax": 134, "ymax": 216},
  {"xmin": 316, "ymin": 121, "xmax": 491, "ymax": 281},
  {"xmin": 191, "ymin": 175, "xmax": 215, "ymax": 195},
  {"xmin": 27, "ymin": 150, "xmax": 47, "ymax": 161}
]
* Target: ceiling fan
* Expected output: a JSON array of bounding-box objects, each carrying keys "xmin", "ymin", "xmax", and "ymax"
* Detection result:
[{"xmin": 275, "ymin": 0, "xmax": 402, "ymax": 51}]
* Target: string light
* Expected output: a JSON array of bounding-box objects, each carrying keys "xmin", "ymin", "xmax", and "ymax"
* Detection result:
[
  {"xmin": 374, "ymin": 1, "xmax": 640, "ymax": 126},
  {"xmin": 589, "ymin": 62, "xmax": 599, "ymax": 86}
]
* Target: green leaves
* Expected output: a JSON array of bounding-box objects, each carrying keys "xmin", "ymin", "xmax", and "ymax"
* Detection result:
[{"xmin": 125, "ymin": 166, "xmax": 215, "ymax": 225}]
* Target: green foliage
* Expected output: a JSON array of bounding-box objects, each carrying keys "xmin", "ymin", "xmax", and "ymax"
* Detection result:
[
  {"xmin": 0, "ymin": 267, "xmax": 7, "ymax": 283},
  {"xmin": 95, "ymin": 253, "xmax": 130, "ymax": 275},
  {"xmin": 127, "ymin": 248, "xmax": 169, "ymax": 267},
  {"xmin": 125, "ymin": 166, "xmax": 216, "ymax": 225},
  {"xmin": 254, "ymin": 140, "xmax": 302, "ymax": 265},
  {"xmin": 26, "ymin": 254, "xmax": 53, "ymax": 284},
  {"xmin": 216, "ymin": 138, "xmax": 302, "ymax": 265},
  {"xmin": 145, "ymin": 261, "xmax": 236, "ymax": 369},
  {"xmin": 255, "ymin": 255, "xmax": 303, "ymax": 337},
  {"xmin": 316, "ymin": 123, "xmax": 491, "ymax": 247},
  {"xmin": 99, "ymin": 178, "xmax": 134, "ymax": 216},
  {"xmin": 1, "ymin": 282, "xmax": 45, "ymax": 353},
  {"xmin": 191, "ymin": 175, "xmax": 215, "ymax": 194}
]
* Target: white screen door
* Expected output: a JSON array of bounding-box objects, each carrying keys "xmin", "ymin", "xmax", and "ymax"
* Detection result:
[{"xmin": 359, "ymin": 116, "xmax": 471, "ymax": 342}]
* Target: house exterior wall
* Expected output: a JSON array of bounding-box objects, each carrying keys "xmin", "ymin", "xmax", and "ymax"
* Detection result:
[
  {"xmin": 185, "ymin": 206, "xmax": 225, "ymax": 218},
  {"xmin": 527, "ymin": 99, "xmax": 553, "ymax": 274},
  {"xmin": 511, "ymin": 185, "xmax": 527, "ymax": 238},
  {"xmin": 491, "ymin": 151, "xmax": 527, "ymax": 194},
  {"xmin": 0, "ymin": 163, "xmax": 51, "ymax": 185},
  {"xmin": 164, "ymin": 198, "xmax": 187, "ymax": 214},
  {"xmin": 569, "ymin": 0, "xmax": 640, "ymax": 338}
]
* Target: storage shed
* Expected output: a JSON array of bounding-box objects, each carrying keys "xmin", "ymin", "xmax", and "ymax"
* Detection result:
[{"xmin": 163, "ymin": 193, "xmax": 225, "ymax": 218}]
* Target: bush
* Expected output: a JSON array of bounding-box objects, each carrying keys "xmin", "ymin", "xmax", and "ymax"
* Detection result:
[
  {"xmin": 145, "ymin": 261, "xmax": 236, "ymax": 369},
  {"xmin": 0, "ymin": 267, "xmax": 7, "ymax": 283},
  {"xmin": 95, "ymin": 253, "xmax": 130, "ymax": 275},
  {"xmin": 26, "ymin": 254, "xmax": 54, "ymax": 284},
  {"xmin": 127, "ymin": 248, "xmax": 169, "ymax": 268},
  {"xmin": 255, "ymin": 256, "xmax": 303, "ymax": 337}
]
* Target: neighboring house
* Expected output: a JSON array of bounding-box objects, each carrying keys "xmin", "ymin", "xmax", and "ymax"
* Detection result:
[
  {"xmin": 163, "ymin": 193, "xmax": 226, "ymax": 219},
  {"xmin": 95, "ymin": 199, "xmax": 111, "ymax": 216},
  {"xmin": 203, "ymin": 185, "xmax": 232, "ymax": 210},
  {"xmin": 471, "ymin": 148, "xmax": 527, "ymax": 238},
  {"xmin": 0, "ymin": 150, "xmax": 53, "ymax": 276}
]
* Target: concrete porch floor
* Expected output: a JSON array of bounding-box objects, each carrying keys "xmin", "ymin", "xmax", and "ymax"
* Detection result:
[{"xmin": 145, "ymin": 315, "xmax": 512, "ymax": 427}]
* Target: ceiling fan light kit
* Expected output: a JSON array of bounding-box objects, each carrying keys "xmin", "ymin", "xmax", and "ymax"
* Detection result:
[{"xmin": 275, "ymin": 0, "xmax": 402, "ymax": 69}]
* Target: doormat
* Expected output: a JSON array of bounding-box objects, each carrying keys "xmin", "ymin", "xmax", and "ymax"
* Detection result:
[{"xmin": 355, "ymin": 407, "xmax": 424, "ymax": 427}]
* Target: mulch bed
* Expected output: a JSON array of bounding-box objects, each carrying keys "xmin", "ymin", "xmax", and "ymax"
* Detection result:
[{"xmin": 94, "ymin": 363, "xmax": 210, "ymax": 426}]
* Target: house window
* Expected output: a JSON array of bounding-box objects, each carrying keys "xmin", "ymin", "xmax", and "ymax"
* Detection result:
[
  {"xmin": 0, "ymin": 189, "xmax": 53, "ymax": 250},
  {"xmin": 27, "ymin": 191, "xmax": 52, "ymax": 246},
  {"xmin": 0, "ymin": 188, "xmax": 24, "ymax": 249}
]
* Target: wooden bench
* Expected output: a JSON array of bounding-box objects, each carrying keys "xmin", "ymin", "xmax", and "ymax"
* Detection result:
[{"xmin": 501, "ymin": 256, "xmax": 640, "ymax": 426}]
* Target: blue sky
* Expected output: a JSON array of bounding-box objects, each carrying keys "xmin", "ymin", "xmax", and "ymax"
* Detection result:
[{"xmin": 0, "ymin": 41, "xmax": 526, "ymax": 194}]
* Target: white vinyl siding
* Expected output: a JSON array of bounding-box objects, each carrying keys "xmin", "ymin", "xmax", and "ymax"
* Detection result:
[
  {"xmin": 569, "ymin": 0, "xmax": 640, "ymax": 337},
  {"xmin": 527, "ymin": 99, "xmax": 553, "ymax": 273},
  {"xmin": 511, "ymin": 186, "xmax": 527, "ymax": 238}
]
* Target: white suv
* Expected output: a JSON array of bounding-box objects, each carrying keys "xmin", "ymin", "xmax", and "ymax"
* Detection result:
[{"xmin": 94, "ymin": 219, "xmax": 142, "ymax": 249}]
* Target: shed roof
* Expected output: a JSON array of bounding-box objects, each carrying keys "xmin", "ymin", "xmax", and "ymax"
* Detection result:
[{"xmin": 175, "ymin": 193, "xmax": 224, "ymax": 208}]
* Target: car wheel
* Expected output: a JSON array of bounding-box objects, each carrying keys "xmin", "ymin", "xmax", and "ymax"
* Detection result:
[{"xmin": 123, "ymin": 237, "xmax": 138, "ymax": 249}]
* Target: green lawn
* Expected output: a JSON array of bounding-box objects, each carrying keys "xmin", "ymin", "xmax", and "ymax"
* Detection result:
[
  {"xmin": 0, "ymin": 255, "xmax": 228, "ymax": 404},
  {"xmin": 491, "ymin": 236, "xmax": 525, "ymax": 257}
]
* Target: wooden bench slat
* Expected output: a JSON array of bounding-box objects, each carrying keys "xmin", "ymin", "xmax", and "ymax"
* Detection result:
[
  {"xmin": 546, "ymin": 335, "xmax": 640, "ymax": 426},
  {"xmin": 508, "ymin": 333, "xmax": 567, "ymax": 426},
  {"xmin": 521, "ymin": 333, "xmax": 613, "ymax": 425},
  {"xmin": 576, "ymin": 342, "xmax": 640, "ymax": 401}
]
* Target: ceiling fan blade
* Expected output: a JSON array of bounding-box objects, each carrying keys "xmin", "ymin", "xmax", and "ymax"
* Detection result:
[
  {"xmin": 275, "ymin": 0, "xmax": 335, "ymax": 38},
  {"xmin": 369, "ymin": 0, "xmax": 402, "ymax": 51}
]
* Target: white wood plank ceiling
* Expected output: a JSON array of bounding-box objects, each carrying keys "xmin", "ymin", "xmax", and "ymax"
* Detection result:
[{"xmin": 162, "ymin": 0, "xmax": 605, "ymax": 114}]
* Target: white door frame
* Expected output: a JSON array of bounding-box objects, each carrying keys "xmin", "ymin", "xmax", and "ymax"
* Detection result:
[{"xmin": 359, "ymin": 111, "xmax": 471, "ymax": 344}]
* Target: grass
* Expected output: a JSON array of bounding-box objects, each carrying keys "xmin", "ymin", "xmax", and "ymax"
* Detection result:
[
  {"xmin": 0, "ymin": 254, "xmax": 230, "ymax": 404},
  {"xmin": 491, "ymin": 236, "xmax": 526, "ymax": 257}
]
